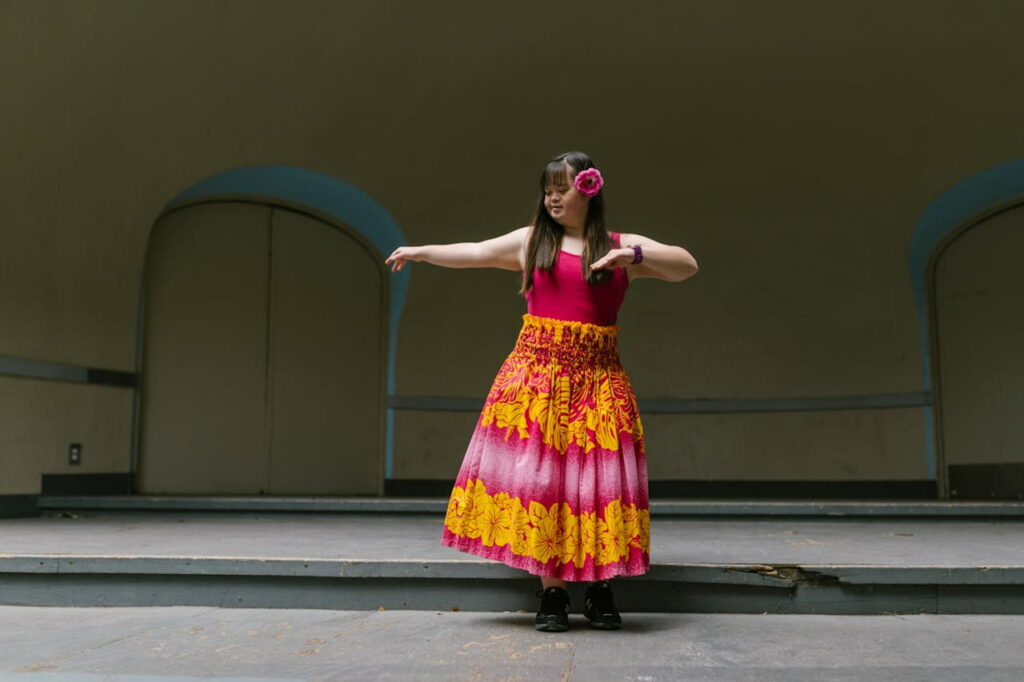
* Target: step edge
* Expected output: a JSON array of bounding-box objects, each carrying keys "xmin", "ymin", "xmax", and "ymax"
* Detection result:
[
  {"xmin": 2, "ymin": 555, "xmax": 1022, "ymax": 585},
  {"xmin": 35, "ymin": 496, "xmax": 1024, "ymax": 517}
]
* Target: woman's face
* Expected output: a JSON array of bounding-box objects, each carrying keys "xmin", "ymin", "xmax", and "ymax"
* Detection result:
[{"xmin": 544, "ymin": 169, "xmax": 588, "ymax": 229}]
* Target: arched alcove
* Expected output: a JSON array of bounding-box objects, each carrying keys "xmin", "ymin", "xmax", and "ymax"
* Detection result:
[
  {"xmin": 931, "ymin": 204, "xmax": 1024, "ymax": 499},
  {"xmin": 135, "ymin": 166, "xmax": 409, "ymax": 493},
  {"xmin": 910, "ymin": 159, "xmax": 1024, "ymax": 496}
]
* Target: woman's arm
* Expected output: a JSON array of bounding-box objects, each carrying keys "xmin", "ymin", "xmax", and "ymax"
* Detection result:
[
  {"xmin": 590, "ymin": 233, "xmax": 698, "ymax": 282},
  {"xmin": 386, "ymin": 226, "xmax": 530, "ymax": 272}
]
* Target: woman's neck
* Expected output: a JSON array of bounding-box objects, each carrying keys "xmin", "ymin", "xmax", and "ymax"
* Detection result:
[
  {"xmin": 560, "ymin": 227, "xmax": 585, "ymax": 255},
  {"xmin": 561, "ymin": 223, "xmax": 584, "ymax": 238}
]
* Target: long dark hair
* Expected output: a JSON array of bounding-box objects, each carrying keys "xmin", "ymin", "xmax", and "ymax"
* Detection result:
[{"xmin": 521, "ymin": 151, "xmax": 611, "ymax": 292}]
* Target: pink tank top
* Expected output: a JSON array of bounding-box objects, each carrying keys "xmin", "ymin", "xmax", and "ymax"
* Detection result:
[{"xmin": 525, "ymin": 232, "xmax": 629, "ymax": 326}]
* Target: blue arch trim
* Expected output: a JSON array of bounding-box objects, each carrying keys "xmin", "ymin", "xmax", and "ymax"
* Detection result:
[
  {"xmin": 163, "ymin": 165, "xmax": 409, "ymax": 479},
  {"xmin": 909, "ymin": 158, "xmax": 1024, "ymax": 479}
]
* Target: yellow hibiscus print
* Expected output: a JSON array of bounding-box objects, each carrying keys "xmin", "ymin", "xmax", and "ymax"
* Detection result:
[
  {"xmin": 529, "ymin": 502, "xmax": 561, "ymax": 564},
  {"xmin": 577, "ymin": 510, "xmax": 598, "ymax": 567},
  {"xmin": 558, "ymin": 502, "xmax": 582, "ymax": 568},
  {"xmin": 444, "ymin": 485, "xmax": 466, "ymax": 534},
  {"xmin": 510, "ymin": 496, "xmax": 532, "ymax": 556},
  {"xmin": 446, "ymin": 479, "xmax": 648, "ymax": 568},
  {"xmin": 639, "ymin": 510, "xmax": 651, "ymax": 553},
  {"xmin": 477, "ymin": 500, "xmax": 512, "ymax": 547},
  {"xmin": 597, "ymin": 499, "xmax": 626, "ymax": 565},
  {"xmin": 477, "ymin": 316, "xmax": 643, "ymax": 455}
]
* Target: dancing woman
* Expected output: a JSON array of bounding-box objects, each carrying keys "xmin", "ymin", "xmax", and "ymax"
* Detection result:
[{"xmin": 386, "ymin": 151, "xmax": 698, "ymax": 631}]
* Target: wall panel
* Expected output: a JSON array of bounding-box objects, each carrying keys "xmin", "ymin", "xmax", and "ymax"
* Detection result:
[{"xmin": 0, "ymin": 376, "xmax": 132, "ymax": 495}]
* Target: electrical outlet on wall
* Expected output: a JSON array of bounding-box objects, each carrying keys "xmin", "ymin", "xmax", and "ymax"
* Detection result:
[{"xmin": 69, "ymin": 443, "xmax": 82, "ymax": 465}]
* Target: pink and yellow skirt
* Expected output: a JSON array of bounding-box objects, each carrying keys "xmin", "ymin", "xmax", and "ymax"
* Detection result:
[{"xmin": 441, "ymin": 314, "xmax": 650, "ymax": 581}]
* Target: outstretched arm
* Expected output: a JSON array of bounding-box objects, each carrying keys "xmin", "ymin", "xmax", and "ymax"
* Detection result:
[
  {"xmin": 590, "ymin": 233, "xmax": 698, "ymax": 282},
  {"xmin": 386, "ymin": 227, "xmax": 529, "ymax": 272}
]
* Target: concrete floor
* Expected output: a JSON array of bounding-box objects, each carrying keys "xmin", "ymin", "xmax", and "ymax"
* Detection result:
[{"xmin": 1, "ymin": 607, "xmax": 1023, "ymax": 681}]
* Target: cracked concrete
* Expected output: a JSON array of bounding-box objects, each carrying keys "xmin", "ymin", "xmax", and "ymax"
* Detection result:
[{"xmin": 738, "ymin": 564, "xmax": 842, "ymax": 586}]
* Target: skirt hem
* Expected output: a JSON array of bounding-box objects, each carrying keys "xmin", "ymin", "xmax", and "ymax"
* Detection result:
[{"xmin": 440, "ymin": 535, "xmax": 650, "ymax": 582}]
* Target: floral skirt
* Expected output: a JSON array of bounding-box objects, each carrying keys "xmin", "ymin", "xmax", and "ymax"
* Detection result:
[{"xmin": 441, "ymin": 314, "xmax": 650, "ymax": 581}]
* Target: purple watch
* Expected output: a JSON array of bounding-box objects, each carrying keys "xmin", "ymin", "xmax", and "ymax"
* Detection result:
[{"xmin": 629, "ymin": 244, "xmax": 643, "ymax": 265}]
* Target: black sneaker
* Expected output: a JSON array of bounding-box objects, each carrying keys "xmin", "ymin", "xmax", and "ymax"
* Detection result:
[
  {"xmin": 534, "ymin": 587, "xmax": 570, "ymax": 632},
  {"xmin": 584, "ymin": 581, "xmax": 622, "ymax": 630}
]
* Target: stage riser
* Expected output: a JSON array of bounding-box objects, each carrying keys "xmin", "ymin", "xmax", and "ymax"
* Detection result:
[
  {"xmin": 2, "ymin": 574, "xmax": 1023, "ymax": 615},
  {"xmin": 7, "ymin": 512, "xmax": 1020, "ymax": 615}
]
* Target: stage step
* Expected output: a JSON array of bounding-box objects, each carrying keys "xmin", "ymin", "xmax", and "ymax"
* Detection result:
[
  {"xmin": 3, "ymin": 513, "xmax": 1023, "ymax": 614},
  {"xmin": 36, "ymin": 495, "xmax": 1024, "ymax": 518}
]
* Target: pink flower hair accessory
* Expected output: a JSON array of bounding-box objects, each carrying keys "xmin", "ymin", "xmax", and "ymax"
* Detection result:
[{"xmin": 573, "ymin": 168, "xmax": 604, "ymax": 197}]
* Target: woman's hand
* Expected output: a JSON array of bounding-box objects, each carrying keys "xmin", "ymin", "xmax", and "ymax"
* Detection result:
[
  {"xmin": 590, "ymin": 247, "xmax": 636, "ymax": 271},
  {"xmin": 385, "ymin": 246, "xmax": 424, "ymax": 272},
  {"xmin": 384, "ymin": 228, "xmax": 529, "ymax": 272}
]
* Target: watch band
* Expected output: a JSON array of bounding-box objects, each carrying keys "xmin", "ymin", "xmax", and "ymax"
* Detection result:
[{"xmin": 630, "ymin": 244, "xmax": 643, "ymax": 265}]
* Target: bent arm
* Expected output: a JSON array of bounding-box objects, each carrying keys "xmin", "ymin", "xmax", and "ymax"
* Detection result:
[
  {"xmin": 386, "ymin": 226, "xmax": 529, "ymax": 272},
  {"xmin": 617, "ymin": 233, "xmax": 699, "ymax": 282}
]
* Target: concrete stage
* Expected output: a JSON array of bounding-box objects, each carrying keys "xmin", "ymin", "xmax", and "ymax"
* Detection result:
[{"xmin": 1, "ymin": 496, "xmax": 1023, "ymax": 615}]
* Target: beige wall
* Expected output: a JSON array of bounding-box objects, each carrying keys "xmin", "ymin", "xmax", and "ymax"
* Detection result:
[
  {"xmin": 3, "ymin": 1, "xmax": 1024, "ymax": 492},
  {"xmin": 0, "ymin": 376, "xmax": 132, "ymax": 494}
]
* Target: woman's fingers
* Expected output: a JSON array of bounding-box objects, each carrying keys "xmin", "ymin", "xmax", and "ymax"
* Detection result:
[
  {"xmin": 591, "ymin": 250, "xmax": 628, "ymax": 270},
  {"xmin": 386, "ymin": 247, "xmax": 410, "ymax": 271}
]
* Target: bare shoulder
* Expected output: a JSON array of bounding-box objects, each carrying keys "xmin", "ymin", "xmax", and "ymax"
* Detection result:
[
  {"xmin": 507, "ymin": 225, "xmax": 533, "ymax": 263},
  {"xmin": 497, "ymin": 225, "xmax": 531, "ymax": 253},
  {"xmin": 478, "ymin": 225, "xmax": 532, "ymax": 271},
  {"xmin": 511, "ymin": 225, "xmax": 532, "ymax": 241},
  {"xmin": 513, "ymin": 225, "xmax": 532, "ymax": 268}
]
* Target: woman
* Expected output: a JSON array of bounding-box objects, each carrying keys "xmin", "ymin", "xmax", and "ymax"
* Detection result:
[{"xmin": 386, "ymin": 151, "xmax": 698, "ymax": 631}]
